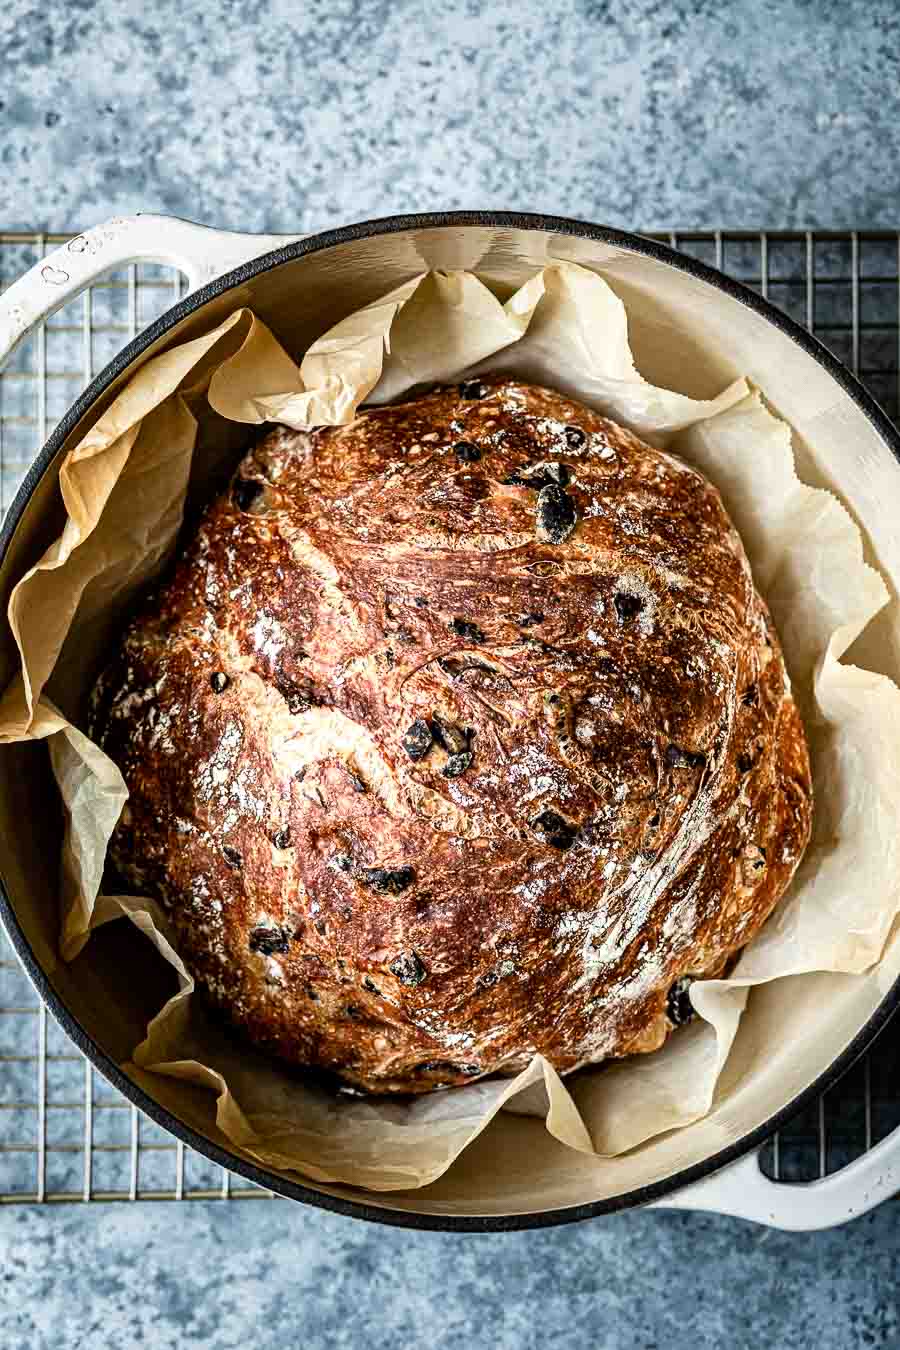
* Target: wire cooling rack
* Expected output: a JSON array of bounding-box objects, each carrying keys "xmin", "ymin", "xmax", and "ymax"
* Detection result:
[{"xmin": 0, "ymin": 230, "xmax": 898, "ymax": 1203}]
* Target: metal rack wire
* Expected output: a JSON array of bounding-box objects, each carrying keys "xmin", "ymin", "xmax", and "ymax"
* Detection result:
[{"xmin": 0, "ymin": 230, "xmax": 898, "ymax": 1203}]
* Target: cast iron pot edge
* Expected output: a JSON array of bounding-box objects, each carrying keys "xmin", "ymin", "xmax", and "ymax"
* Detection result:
[{"xmin": 1, "ymin": 210, "xmax": 899, "ymax": 1230}]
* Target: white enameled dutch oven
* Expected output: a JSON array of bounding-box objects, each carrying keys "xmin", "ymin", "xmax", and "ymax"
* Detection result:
[{"xmin": 0, "ymin": 212, "xmax": 898, "ymax": 1231}]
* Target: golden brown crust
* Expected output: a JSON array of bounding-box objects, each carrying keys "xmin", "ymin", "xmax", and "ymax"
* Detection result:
[{"xmin": 90, "ymin": 377, "xmax": 813, "ymax": 1093}]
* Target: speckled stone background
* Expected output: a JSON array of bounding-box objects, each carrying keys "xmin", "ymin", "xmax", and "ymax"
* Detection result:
[
  {"xmin": 2, "ymin": 0, "xmax": 900, "ymax": 1346},
  {"xmin": 3, "ymin": 0, "xmax": 900, "ymax": 233}
]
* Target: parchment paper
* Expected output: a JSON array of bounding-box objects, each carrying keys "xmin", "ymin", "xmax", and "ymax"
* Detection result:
[{"xmin": 2, "ymin": 261, "xmax": 899, "ymax": 1189}]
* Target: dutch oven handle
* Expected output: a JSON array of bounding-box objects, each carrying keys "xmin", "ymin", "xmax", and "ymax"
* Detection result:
[
  {"xmin": 0, "ymin": 214, "xmax": 304, "ymax": 369},
  {"xmin": 650, "ymin": 1130, "xmax": 900, "ymax": 1230}
]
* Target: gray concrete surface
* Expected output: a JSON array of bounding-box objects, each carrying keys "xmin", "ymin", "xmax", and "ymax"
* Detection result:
[{"xmin": 2, "ymin": 0, "xmax": 900, "ymax": 234}]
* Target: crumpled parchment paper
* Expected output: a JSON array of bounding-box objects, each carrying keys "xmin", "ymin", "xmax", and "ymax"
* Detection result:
[{"xmin": 2, "ymin": 261, "xmax": 899, "ymax": 1190}]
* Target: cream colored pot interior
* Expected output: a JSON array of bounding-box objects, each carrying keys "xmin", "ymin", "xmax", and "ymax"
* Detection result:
[{"xmin": 2, "ymin": 223, "xmax": 899, "ymax": 1220}]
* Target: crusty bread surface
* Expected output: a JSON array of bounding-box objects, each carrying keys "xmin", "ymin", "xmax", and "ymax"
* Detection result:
[{"xmin": 91, "ymin": 378, "xmax": 812, "ymax": 1093}]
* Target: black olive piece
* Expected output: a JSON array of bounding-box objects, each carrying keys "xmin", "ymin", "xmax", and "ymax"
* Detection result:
[
  {"xmin": 666, "ymin": 976, "xmax": 695, "ymax": 1027},
  {"xmin": 430, "ymin": 717, "xmax": 469, "ymax": 755},
  {"xmin": 614, "ymin": 591, "xmax": 645, "ymax": 622},
  {"xmin": 648, "ymin": 812, "xmax": 661, "ymax": 829},
  {"xmin": 231, "ymin": 478, "xmax": 265, "ymax": 512},
  {"xmin": 750, "ymin": 843, "xmax": 768, "ymax": 871},
  {"xmin": 277, "ymin": 674, "xmax": 326, "ymax": 712},
  {"xmin": 362, "ymin": 977, "xmax": 381, "ymax": 995},
  {"xmin": 531, "ymin": 809, "xmax": 577, "ymax": 851},
  {"xmin": 665, "ymin": 744, "xmax": 707, "ymax": 771},
  {"xmin": 402, "ymin": 718, "xmax": 435, "ymax": 761},
  {"xmin": 741, "ymin": 685, "xmax": 758, "ymax": 707},
  {"xmin": 414, "ymin": 596, "xmax": 429, "ymax": 608},
  {"xmin": 345, "ymin": 1004, "xmax": 363, "ymax": 1020},
  {"xmin": 476, "ymin": 970, "xmax": 498, "ymax": 990},
  {"xmin": 333, "ymin": 852, "xmax": 354, "ymax": 873},
  {"xmin": 306, "ymin": 985, "xmax": 320, "ymax": 1001},
  {"xmin": 360, "ymin": 865, "xmax": 416, "ymax": 895},
  {"xmin": 737, "ymin": 753, "xmax": 754, "ymax": 775},
  {"xmin": 564, "ymin": 425, "xmax": 587, "ymax": 450},
  {"xmin": 504, "ymin": 462, "xmax": 571, "ymax": 490},
  {"xmin": 249, "ymin": 925, "xmax": 290, "ymax": 956},
  {"xmin": 272, "ymin": 828, "xmax": 291, "ymax": 850},
  {"xmin": 280, "ymin": 688, "xmax": 310, "ymax": 715},
  {"xmin": 442, "ymin": 749, "xmax": 474, "ymax": 778},
  {"xmin": 519, "ymin": 612, "xmax": 545, "ymax": 627},
  {"xmin": 535, "ymin": 484, "xmax": 577, "ymax": 544},
  {"xmin": 539, "ymin": 461, "xmax": 571, "ymax": 486},
  {"xmin": 390, "ymin": 952, "xmax": 428, "ymax": 986},
  {"xmin": 222, "ymin": 845, "xmax": 242, "ymax": 869},
  {"xmin": 450, "ymin": 617, "xmax": 486, "ymax": 643},
  {"xmin": 421, "ymin": 1059, "xmax": 457, "ymax": 1074},
  {"xmin": 454, "ymin": 440, "xmax": 482, "ymax": 462},
  {"xmin": 210, "ymin": 671, "xmax": 229, "ymax": 693},
  {"xmin": 459, "ymin": 380, "xmax": 487, "ymax": 399}
]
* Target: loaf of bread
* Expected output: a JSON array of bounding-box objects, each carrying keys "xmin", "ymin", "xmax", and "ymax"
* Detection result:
[{"xmin": 90, "ymin": 377, "xmax": 812, "ymax": 1094}]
